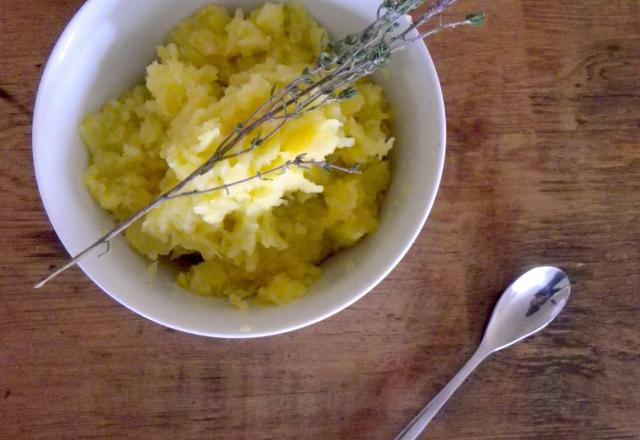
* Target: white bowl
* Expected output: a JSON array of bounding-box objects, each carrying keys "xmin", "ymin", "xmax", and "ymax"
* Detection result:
[{"xmin": 33, "ymin": 0, "xmax": 446, "ymax": 338}]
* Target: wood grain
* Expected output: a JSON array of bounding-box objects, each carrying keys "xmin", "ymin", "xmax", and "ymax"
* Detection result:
[{"xmin": 1, "ymin": 1, "xmax": 639, "ymax": 439}]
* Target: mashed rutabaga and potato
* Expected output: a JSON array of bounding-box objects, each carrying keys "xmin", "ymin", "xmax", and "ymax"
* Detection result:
[{"xmin": 81, "ymin": 3, "xmax": 394, "ymax": 308}]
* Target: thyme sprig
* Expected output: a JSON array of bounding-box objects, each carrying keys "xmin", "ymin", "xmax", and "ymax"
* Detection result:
[{"xmin": 35, "ymin": 0, "xmax": 484, "ymax": 288}]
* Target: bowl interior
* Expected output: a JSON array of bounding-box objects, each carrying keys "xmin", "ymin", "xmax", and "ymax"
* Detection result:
[{"xmin": 33, "ymin": 0, "xmax": 445, "ymax": 338}]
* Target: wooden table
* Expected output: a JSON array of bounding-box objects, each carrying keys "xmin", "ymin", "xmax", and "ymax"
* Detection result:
[{"xmin": 2, "ymin": 1, "xmax": 639, "ymax": 438}]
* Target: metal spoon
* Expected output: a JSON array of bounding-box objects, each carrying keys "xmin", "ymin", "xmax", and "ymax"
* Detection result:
[{"xmin": 396, "ymin": 266, "xmax": 571, "ymax": 440}]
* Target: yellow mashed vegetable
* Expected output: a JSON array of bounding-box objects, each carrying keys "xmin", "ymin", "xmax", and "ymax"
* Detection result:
[{"xmin": 81, "ymin": 3, "xmax": 394, "ymax": 308}]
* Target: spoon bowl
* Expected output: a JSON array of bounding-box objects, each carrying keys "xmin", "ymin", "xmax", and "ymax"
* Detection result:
[{"xmin": 482, "ymin": 266, "xmax": 571, "ymax": 352}]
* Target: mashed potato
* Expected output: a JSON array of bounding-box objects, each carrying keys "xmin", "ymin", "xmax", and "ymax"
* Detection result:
[{"xmin": 80, "ymin": 3, "xmax": 394, "ymax": 307}]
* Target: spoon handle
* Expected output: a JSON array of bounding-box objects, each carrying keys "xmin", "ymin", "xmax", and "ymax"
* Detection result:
[{"xmin": 395, "ymin": 345, "xmax": 492, "ymax": 440}]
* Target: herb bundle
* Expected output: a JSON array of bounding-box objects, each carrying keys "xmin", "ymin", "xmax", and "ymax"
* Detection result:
[{"xmin": 36, "ymin": 0, "xmax": 484, "ymax": 288}]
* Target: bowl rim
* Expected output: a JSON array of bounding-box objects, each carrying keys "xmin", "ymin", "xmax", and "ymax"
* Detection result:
[{"xmin": 32, "ymin": 0, "xmax": 446, "ymax": 338}]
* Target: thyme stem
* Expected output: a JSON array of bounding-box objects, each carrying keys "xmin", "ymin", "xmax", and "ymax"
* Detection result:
[{"xmin": 35, "ymin": 0, "xmax": 484, "ymax": 288}]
